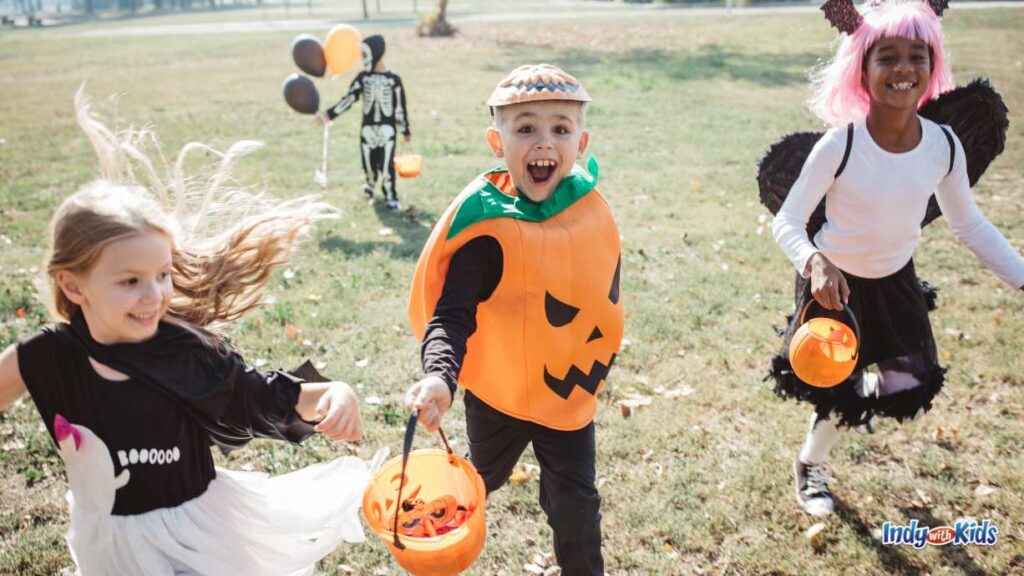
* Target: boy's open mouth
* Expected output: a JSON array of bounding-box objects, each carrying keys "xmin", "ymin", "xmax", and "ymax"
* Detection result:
[{"xmin": 527, "ymin": 159, "xmax": 557, "ymax": 185}]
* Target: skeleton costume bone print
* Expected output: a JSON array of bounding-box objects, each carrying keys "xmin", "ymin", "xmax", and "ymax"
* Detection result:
[{"xmin": 326, "ymin": 35, "xmax": 411, "ymax": 209}]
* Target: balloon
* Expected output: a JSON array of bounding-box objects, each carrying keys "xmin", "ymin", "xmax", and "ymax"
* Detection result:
[
  {"xmin": 291, "ymin": 34, "xmax": 326, "ymax": 78},
  {"xmin": 323, "ymin": 24, "xmax": 362, "ymax": 76},
  {"xmin": 282, "ymin": 74, "xmax": 319, "ymax": 115}
]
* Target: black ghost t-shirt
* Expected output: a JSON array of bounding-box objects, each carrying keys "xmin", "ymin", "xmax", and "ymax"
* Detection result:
[{"xmin": 18, "ymin": 329, "xmax": 215, "ymax": 516}]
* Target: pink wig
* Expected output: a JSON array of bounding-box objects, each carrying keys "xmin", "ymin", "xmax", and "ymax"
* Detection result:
[{"xmin": 809, "ymin": 0, "xmax": 954, "ymax": 128}]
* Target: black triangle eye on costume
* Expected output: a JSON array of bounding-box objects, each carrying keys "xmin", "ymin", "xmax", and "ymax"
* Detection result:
[
  {"xmin": 545, "ymin": 292, "xmax": 579, "ymax": 327},
  {"xmin": 609, "ymin": 257, "xmax": 621, "ymax": 305}
]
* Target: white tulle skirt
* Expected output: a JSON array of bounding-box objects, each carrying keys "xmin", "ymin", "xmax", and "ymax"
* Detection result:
[{"xmin": 65, "ymin": 453, "xmax": 383, "ymax": 576}]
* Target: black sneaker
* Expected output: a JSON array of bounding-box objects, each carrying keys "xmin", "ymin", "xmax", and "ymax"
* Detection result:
[
  {"xmin": 795, "ymin": 459, "xmax": 835, "ymax": 516},
  {"xmin": 363, "ymin": 185, "xmax": 375, "ymax": 200}
]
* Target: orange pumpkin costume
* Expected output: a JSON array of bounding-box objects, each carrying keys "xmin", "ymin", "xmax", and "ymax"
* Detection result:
[{"xmin": 408, "ymin": 156, "xmax": 623, "ymax": 431}]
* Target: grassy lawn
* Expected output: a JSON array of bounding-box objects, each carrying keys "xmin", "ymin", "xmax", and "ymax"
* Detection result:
[{"xmin": 2, "ymin": 6, "xmax": 1023, "ymax": 575}]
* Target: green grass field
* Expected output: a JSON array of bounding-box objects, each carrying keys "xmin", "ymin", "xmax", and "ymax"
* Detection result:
[{"xmin": 2, "ymin": 6, "xmax": 1023, "ymax": 575}]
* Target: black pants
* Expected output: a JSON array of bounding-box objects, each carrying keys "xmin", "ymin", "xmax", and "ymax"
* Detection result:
[{"xmin": 464, "ymin": 391, "xmax": 603, "ymax": 576}]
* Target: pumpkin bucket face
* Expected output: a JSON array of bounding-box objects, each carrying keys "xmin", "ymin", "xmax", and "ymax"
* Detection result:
[
  {"xmin": 363, "ymin": 419, "xmax": 486, "ymax": 576},
  {"xmin": 788, "ymin": 303, "xmax": 860, "ymax": 388},
  {"xmin": 394, "ymin": 154, "xmax": 423, "ymax": 178}
]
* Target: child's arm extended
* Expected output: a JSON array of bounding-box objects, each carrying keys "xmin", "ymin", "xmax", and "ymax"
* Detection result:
[
  {"xmin": 0, "ymin": 345, "xmax": 27, "ymax": 412},
  {"xmin": 935, "ymin": 134, "xmax": 1024, "ymax": 290},
  {"xmin": 405, "ymin": 236, "xmax": 502, "ymax": 431},
  {"xmin": 293, "ymin": 381, "xmax": 362, "ymax": 442},
  {"xmin": 319, "ymin": 73, "xmax": 364, "ymax": 124},
  {"xmin": 219, "ymin": 365, "xmax": 362, "ymax": 446}
]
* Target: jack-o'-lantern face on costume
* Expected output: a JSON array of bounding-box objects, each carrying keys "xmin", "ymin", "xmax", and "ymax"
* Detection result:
[{"xmin": 541, "ymin": 257, "xmax": 620, "ymax": 400}]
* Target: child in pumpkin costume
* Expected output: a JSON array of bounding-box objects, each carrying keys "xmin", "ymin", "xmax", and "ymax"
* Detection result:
[{"xmin": 404, "ymin": 64, "xmax": 623, "ymax": 575}]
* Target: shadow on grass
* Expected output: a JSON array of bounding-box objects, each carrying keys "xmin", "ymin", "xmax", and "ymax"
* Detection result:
[
  {"xmin": 318, "ymin": 200, "xmax": 434, "ymax": 261},
  {"xmin": 494, "ymin": 44, "xmax": 820, "ymax": 88},
  {"xmin": 832, "ymin": 497, "xmax": 929, "ymax": 575},
  {"xmin": 899, "ymin": 507, "xmax": 988, "ymax": 576},
  {"xmin": 833, "ymin": 498, "xmax": 989, "ymax": 575}
]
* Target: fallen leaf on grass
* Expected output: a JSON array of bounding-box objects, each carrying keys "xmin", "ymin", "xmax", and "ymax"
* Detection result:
[
  {"xmin": 974, "ymin": 484, "xmax": 997, "ymax": 497},
  {"xmin": 2, "ymin": 439, "xmax": 25, "ymax": 451},
  {"xmin": 285, "ymin": 324, "xmax": 300, "ymax": 339},
  {"xmin": 509, "ymin": 467, "xmax": 531, "ymax": 486},
  {"xmin": 805, "ymin": 522, "xmax": 827, "ymax": 543},
  {"xmin": 16, "ymin": 307, "xmax": 26, "ymax": 318},
  {"xmin": 662, "ymin": 387, "xmax": 695, "ymax": 399},
  {"xmin": 619, "ymin": 394, "xmax": 652, "ymax": 408},
  {"xmin": 663, "ymin": 542, "xmax": 680, "ymax": 559}
]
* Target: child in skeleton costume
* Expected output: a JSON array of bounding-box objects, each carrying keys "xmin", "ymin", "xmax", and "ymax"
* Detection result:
[
  {"xmin": 758, "ymin": 0, "xmax": 1024, "ymax": 517},
  {"xmin": 403, "ymin": 64, "xmax": 623, "ymax": 575},
  {"xmin": 0, "ymin": 89, "xmax": 385, "ymax": 575},
  {"xmin": 321, "ymin": 34, "xmax": 411, "ymax": 211}
]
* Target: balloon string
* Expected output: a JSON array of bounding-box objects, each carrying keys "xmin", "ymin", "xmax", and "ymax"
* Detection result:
[{"xmin": 320, "ymin": 122, "xmax": 330, "ymax": 184}]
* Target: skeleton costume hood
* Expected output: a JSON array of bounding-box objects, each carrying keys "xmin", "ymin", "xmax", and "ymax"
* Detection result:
[{"xmin": 362, "ymin": 34, "xmax": 386, "ymax": 72}]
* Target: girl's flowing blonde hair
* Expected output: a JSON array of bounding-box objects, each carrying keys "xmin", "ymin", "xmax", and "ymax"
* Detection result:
[{"xmin": 46, "ymin": 87, "xmax": 336, "ymax": 339}]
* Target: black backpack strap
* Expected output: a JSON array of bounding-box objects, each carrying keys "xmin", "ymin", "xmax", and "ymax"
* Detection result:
[
  {"xmin": 834, "ymin": 122, "xmax": 854, "ymax": 179},
  {"xmin": 939, "ymin": 125, "xmax": 955, "ymax": 177}
]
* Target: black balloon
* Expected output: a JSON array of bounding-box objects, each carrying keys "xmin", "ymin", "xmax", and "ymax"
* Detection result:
[
  {"xmin": 292, "ymin": 34, "xmax": 326, "ymax": 78},
  {"xmin": 283, "ymin": 74, "xmax": 319, "ymax": 115}
]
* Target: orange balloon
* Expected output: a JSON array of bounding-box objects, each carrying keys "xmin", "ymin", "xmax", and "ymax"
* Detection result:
[
  {"xmin": 323, "ymin": 24, "xmax": 362, "ymax": 75},
  {"xmin": 788, "ymin": 303, "xmax": 860, "ymax": 388}
]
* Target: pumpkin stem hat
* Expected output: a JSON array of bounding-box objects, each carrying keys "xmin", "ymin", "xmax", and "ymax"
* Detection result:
[{"xmin": 486, "ymin": 63, "xmax": 591, "ymax": 108}]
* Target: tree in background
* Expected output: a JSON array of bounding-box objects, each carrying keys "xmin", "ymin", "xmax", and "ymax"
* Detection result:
[{"xmin": 417, "ymin": 0, "xmax": 454, "ymax": 37}]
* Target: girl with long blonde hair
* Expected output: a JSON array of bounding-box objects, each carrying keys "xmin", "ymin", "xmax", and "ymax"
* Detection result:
[{"xmin": 0, "ymin": 87, "xmax": 382, "ymax": 575}]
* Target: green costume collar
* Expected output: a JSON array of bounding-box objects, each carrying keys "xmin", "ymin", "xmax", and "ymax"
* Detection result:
[{"xmin": 446, "ymin": 156, "xmax": 599, "ymax": 240}]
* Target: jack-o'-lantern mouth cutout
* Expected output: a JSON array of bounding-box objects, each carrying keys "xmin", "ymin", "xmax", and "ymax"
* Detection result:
[{"xmin": 542, "ymin": 258, "xmax": 620, "ymax": 399}]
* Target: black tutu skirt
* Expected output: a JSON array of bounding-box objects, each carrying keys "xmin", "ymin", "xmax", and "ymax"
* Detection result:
[{"xmin": 768, "ymin": 259, "xmax": 945, "ymax": 427}]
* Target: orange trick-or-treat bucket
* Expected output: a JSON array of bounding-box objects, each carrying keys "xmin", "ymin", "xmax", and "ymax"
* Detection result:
[
  {"xmin": 363, "ymin": 413, "xmax": 486, "ymax": 576},
  {"xmin": 788, "ymin": 301, "xmax": 861, "ymax": 388},
  {"xmin": 394, "ymin": 154, "xmax": 423, "ymax": 178}
]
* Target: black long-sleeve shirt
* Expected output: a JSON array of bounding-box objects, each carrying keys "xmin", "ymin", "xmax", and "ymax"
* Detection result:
[
  {"xmin": 421, "ymin": 235, "xmax": 503, "ymax": 397},
  {"xmin": 17, "ymin": 325, "xmax": 315, "ymax": 515}
]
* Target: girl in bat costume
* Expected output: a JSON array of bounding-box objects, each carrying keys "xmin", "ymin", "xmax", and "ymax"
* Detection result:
[
  {"xmin": 0, "ymin": 89, "xmax": 384, "ymax": 575},
  {"xmin": 759, "ymin": 0, "xmax": 1024, "ymax": 516}
]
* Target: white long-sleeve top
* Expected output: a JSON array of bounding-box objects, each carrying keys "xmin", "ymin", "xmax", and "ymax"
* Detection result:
[{"xmin": 772, "ymin": 117, "xmax": 1024, "ymax": 288}]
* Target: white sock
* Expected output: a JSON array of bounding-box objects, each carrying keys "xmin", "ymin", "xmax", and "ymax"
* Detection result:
[
  {"xmin": 856, "ymin": 372, "xmax": 879, "ymax": 398},
  {"xmin": 798, "ymin": 412, "xmax": 843, "ymax": 465}
]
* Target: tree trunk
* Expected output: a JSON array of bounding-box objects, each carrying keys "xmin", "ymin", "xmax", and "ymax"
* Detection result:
[{"xmin": 417, "ymin": 0, "xmax": 454, "ymax": 36}]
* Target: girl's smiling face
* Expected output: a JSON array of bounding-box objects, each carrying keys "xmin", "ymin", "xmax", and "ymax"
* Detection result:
[
  {"xmin": 57, "ymin": 229, "xmax": 174, "ymax": 344},
  {"xmin": 863, "ymin": 35, "xmax": 932, "ymax": 112}
]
